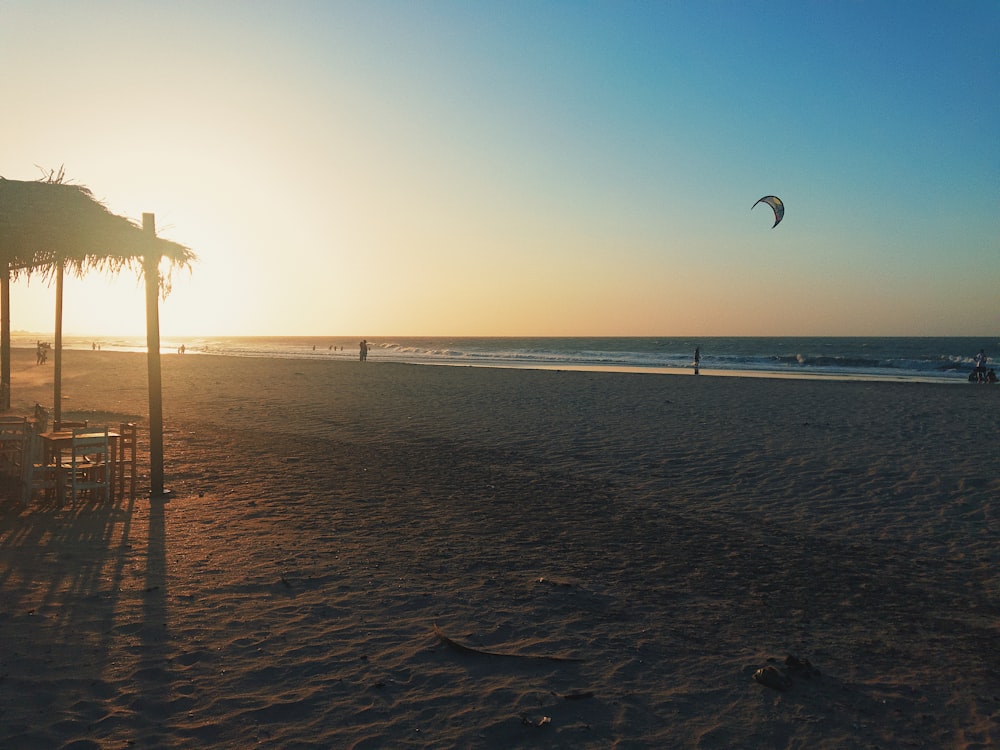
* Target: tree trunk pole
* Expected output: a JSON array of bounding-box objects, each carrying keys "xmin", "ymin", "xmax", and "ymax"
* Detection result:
[
  {"xmin": 1, "ymin": 263, "xmax": 10, "ymax": 411},
  {"xmin": 54, "ymin": 262, "xmax": 64, "ymax": 426},
  {"xmin": 143, "ymin": 213, "xmax": 166, "ymax": 499}
]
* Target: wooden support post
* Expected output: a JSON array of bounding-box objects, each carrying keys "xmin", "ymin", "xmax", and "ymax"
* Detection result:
[
  {"xmin": 1, "ymin": 263, "xmax": 10, "ymax": 411},
  {"xmin": 54, "ymin": 262, "xmax": 64, "ymax": 424},
  {"xmin": 143, "ymin": 213, "xmax": 167, "ymax": 499}
]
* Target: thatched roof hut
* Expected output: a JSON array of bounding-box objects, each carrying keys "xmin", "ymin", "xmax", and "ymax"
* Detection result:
[
  {"xmin": 1, "ymin": 174, "xmax": 197, "ymax": 497},
  {"xmin": 0, "ymin": 176, "xmax": 194, "ymax": 279},
  {"xmin": 0, "ymin": 175, "xmax": 195, "ymax": 417}
]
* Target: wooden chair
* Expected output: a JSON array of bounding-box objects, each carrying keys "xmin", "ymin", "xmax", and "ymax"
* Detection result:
[
  {"xmin": 117, "ymin": 422, "xmax": 138, "ymax": 500},
  {"xmin": 67, "ymin": 426, "xmax": 110, "ymax": 503},
  {"xmin": 21, "ymin": 432, "xmax": 61, "ymax": 504},
  {"xmin": 0, "ymin": 417, "xmax": 29, "ymax": 497},
  {"xmin": 0, "ymin": 416, "xmax": 29, "ymax": 478}
]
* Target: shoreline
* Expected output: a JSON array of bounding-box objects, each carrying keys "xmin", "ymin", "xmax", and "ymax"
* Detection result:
[
  {"xmin": 404, "ymin": 358, "xmax": 973, "ymax": 384},
  {"xmin": 11, "ymin": 343, "xmax": 979, "ymax": 386}
]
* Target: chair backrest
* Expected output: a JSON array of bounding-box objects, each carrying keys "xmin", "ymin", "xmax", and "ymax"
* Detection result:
[
  {"xmin": 119, "ymin": 422, "xmax": 138, "ymax": 447},
  {"xmin": 71, "ymin": 424, "xmax": 107, "ymax": 439},
  {"xmin": 0, "ymin": 416, "xmax": 29, "ymax": 436},
  {"xmin": 117, "ymin": 422, "xmax": 139, "ymax": 500},
  {"xmin": 67, "ymin": 426, "xmax": 110, "ymax": 503},
  {"xmin": 70, "ymin": 426, "xmax": 109, "ymax": 459},
  {"xmin": 0, "ymin": 417, "xmax": 29, "ymax": 461}
]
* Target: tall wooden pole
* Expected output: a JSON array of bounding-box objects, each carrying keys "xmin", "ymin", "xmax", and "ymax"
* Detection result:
[
  {"xmin": 54, "ymin": 262, "xmax": 64, "ymax": 426},
  {"xmin": 143, "ymin": 213, "xmax": 166, "ymax": 498},
  {"xmin": 1, "ymin": 263, "xmax": 10, "ymax": 411}
]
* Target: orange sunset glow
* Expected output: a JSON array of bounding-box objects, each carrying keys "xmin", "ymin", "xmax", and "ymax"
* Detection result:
[{"xmin": 2, "ymin": 2, "xmax": 997, "ymax": 338}]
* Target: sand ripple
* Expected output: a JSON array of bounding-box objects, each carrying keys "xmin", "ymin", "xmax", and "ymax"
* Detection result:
[{"xmin": 1, "ymin": 350, "xmax": 997, "ymax": 748}]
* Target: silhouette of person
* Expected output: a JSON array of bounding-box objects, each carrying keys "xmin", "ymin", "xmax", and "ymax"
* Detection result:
[{"xmin": 974, "ymin": 349, "xmax": 988, "ymax": 382}]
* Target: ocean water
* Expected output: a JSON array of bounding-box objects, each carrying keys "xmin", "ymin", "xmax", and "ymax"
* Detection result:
[{"xmin": 22, "ymin": 334, "xmax": 997, "ymax": 383}]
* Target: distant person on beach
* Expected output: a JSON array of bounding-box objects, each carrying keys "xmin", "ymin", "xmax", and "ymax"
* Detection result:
[
  {"xmin": 360, "ymin": 339, "xmax": 368, "ymax": 362},
  {"xmin": 973, "ymin": 349, "xmax": 988, "ymax": 382},
  {"xmin": 694, "ymin": 346, "xmax": 700, "ymax": 375},
  {"xmin": 987, "ymin": 368, "xmax": 997, "ymax": 384}
]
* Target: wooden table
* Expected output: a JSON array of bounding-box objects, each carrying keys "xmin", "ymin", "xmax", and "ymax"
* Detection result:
[{"xmin": 38, "ymin": 429, "xmax": 120, "ymax": 501}]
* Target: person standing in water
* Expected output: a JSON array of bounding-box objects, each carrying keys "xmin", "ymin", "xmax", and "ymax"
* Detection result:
[
  {"xmin": 693, "ymin": 346, "xmax": 700, "ymax": 375},
  {"xmin": 973, "ymin": 348, "xmax": 988, "ymax": 382}
]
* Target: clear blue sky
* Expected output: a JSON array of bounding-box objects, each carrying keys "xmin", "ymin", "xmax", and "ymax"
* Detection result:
[{"xmin": 2, "ymin": 0, "xmax": 997, "ymax": 336}]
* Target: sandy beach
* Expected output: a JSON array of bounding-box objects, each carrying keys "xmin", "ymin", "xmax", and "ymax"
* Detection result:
[{"xmin": 0, "ymin": 347, "xmax": 997, "ymax": 749}]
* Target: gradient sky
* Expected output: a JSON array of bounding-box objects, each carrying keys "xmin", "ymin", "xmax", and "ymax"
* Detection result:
[{"xmin": 2, "ymin": 0, "xmax": 997, "ymax": 337}]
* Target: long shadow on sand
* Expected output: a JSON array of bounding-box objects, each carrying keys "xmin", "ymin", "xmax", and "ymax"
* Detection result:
[{"xmin": 0, "ymin": 490, "xmax": 169, "ymax": 748}]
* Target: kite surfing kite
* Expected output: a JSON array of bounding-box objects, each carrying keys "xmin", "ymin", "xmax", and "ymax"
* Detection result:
[{"xmin": 752, "ymin": 195, "xmax": 784, "ymax": 228}]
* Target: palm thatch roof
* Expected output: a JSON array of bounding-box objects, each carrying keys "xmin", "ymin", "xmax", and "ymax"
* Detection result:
[
  {"xmin": 0, "ymin": 176, "xmax": 195, "ymax": 280},
  {"xmin": 0, "ymin": 174, "xmax": 196, "ymax": 419}
]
